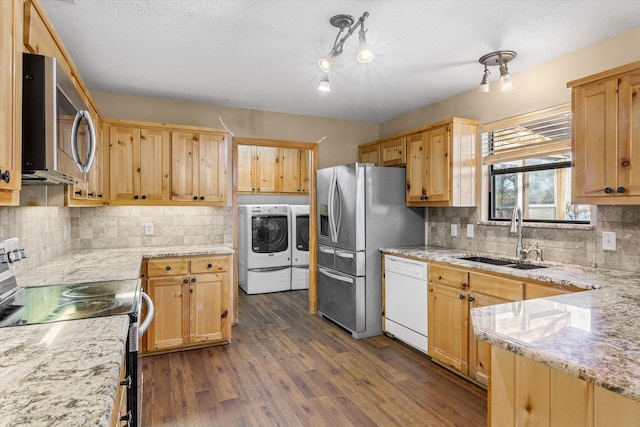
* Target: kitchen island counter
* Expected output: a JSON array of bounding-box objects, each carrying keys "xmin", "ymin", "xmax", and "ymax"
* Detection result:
[
  {"xmin": 381, "ymin": 246, "xmax": 640, "ymax": 402},
  {"xmin": 0, "ymin": 316, "xmax": 129, "ymax": 427}
]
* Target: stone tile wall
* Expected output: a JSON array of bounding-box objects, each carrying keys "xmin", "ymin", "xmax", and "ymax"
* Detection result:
[
  {"xmin": 427, "ymin": 206, "xmax": 640, "ymax": 272},
  {"xmin": 69, "ymin": 206, "xmax": 233, "ymax": 250}
]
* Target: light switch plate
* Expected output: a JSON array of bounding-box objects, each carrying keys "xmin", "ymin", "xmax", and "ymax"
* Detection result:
[
  {"xmin": 451, "ymin": 224, "xmax": 458, "ymax": 237},
  {"xmin": 602, "ymin": 231, "xmax": 616, "ymax": 251},
  {"xmin": 467, "ymin": 224, "xmax": 474, "ymax": 238},
  {"xmin": 144, "ymin": 223, "xmax": 154, "ymax": 236}
]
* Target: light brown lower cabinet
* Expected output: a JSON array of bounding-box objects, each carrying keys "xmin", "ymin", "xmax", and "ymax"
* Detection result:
[
  {"xmin": 491, "ymin": 346, "xmax": 640, "ymax": 426},
  {"xmin": 143, "ymin": 254, "xmax": 231, "ymax": 353},
  {"xmin": 111, "ymin": 355, "xmax": 128, "ymax": 427}
]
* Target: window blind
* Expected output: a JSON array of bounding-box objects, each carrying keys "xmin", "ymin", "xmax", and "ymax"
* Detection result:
[{"xmin": 482, "ymin": 104, "xmax": 571, "ymax": 165}]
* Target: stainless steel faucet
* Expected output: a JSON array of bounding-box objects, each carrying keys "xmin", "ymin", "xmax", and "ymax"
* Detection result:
[
  {"xmin": 509, "ymin": 206, "xmax": 544, "ymax": 261},
  {"xmin": 509, "ymin": 206, "xmax": 524, "ymax": 259}
]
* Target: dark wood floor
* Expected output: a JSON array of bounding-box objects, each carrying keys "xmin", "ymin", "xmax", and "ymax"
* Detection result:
[{"xmin": 141, "ymin": 290, "xmax": 487, "ymax": 426}]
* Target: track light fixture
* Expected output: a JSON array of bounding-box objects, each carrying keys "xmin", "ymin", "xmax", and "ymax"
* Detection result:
[
  {"xmin": 478, "ymin": 50, "xmax": 517, "ymax": 92},
  {"xmin": 318, "ymin": 74, "xmax": 331, "ymax": 92},
  {"xmin": 317, "ymin": 12, "xmax": 373, "ymax": 90}
]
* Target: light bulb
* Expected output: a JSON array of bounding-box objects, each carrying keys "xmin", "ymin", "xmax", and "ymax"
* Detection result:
[
  {"xmin": 479, "ymin": 67, "xmax": 490, "ymax": 93},
  {"xmin": 318, "ymin": 54, "xmax": 334, "ymax": 72},
  {"xmin": 318, "ymin": 75, "xmax": 331, "ymax": 92},
  {"xmin": 356, "ymin": 30, "xmax": 374, "ymax": 63},
  {"xmin": 499, "ymin": 62, "xmax": 513, "ymax": 91}
]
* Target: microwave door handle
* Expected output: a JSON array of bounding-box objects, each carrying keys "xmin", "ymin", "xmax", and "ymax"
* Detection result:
[
  {"xmin": 82, "ymin": 110, "xmax": 97, "ymax": 173},
  {"xmin": 70, "ymin": 111, "xmax": 84, "ymax": 172},
  {"xmin": 139, "ymin": 291, "xmax": 155, "ymax": 336},
  {"xmin": 318, "ymin": 267, "xmax": 354, "ymax": 284}
]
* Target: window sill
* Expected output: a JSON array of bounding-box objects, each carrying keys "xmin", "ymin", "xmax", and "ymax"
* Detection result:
[{"xmin": 477, "ymin": 220, "xmax": 594, "ymax": 231}]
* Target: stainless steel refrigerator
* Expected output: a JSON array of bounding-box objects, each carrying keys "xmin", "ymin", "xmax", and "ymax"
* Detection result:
[{"xmin": 316, "ymin": 163, "xmax": 425, "ymax": 339}]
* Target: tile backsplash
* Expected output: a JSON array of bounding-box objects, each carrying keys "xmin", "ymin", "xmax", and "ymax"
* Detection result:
[{"xmin": 428, "ymin": 205, "xmax": 640, "ymax": 272}]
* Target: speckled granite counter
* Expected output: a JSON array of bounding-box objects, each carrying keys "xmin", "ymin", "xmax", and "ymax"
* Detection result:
[
  {"xmin": 381, "ymin": 246, "xmax": 640, "ymax": 401},
  {"xmin": 17, "ymin": 245, "xmax": 234, "ymax": 287},
  {"xmin": 0, "ymin": 316, "xmax": 129, "ymax": 427},
  {"xmin": 2, "ymin": 244, "xmax": 234, "ymax": 426}
]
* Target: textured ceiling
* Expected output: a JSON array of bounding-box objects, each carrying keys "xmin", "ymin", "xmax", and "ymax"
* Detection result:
[{"xmin": 42, "ymin": 0, "xmax": 640, "ymax": 123}]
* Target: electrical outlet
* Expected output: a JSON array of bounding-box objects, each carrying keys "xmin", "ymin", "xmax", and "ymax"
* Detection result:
[
  {"xmin": 451, "ymin": 224, "xmax": 458, "ymax": 237},
  {"xmin": 467, "ymin": 224, "xmax": 474, "ymax": 238},
  {"xmin": 602, "ymin": 231, "xmax": 616, "ymax": 251},
  {"xmin": 144, "ymin": 223, "xmax": 154, "ymax": 236}
]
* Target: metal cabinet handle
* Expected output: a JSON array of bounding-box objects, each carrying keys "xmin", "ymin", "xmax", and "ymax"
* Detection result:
[
  {"xmin": 134, "ymin": 195, "xmax": 139, "ymax": 200},
  {"xmin": 617, "ymin": 186, "xmax": 626, "ymax": 194},
  {"xmin": 193, "ymin": 196, "xmax": 198, "ymax": 200},
  {"xmin": 141, "ymin": 195, "xmax": 147, "ymax": 200},
  {"xmin": 199, "ymin": 196, "xmax": 205, "ymax": 200},
  {"xmin": 604, "ymin": 187, "xmax": 613, "ymax": 194},
  {"xmin": 459, "ymin": 294, "xmax": 465, "ymax": 300},
  {"xmin": 207, "ymin": 263, "xmax": 213, "ymax": 269},
  {"xmin": 120, "ymin": 375, "xmax": 132, "ymax": 389},
  {"xmin": 468, "ymin": 295, "xmax": 475, "ymax": 302},
  {"xmin": 183, "ymin": 278, "xmax": 188, "ymax": 284},
  {"xmin": 165, "ymin": 266, "xmax": 171, "ymax": 271}
]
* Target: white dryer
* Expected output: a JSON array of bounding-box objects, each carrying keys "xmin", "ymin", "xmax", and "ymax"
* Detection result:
[
  {"xmin": 290, "ymin": 204, "xmax": 309, "ymax": 290},
  {"xmin": 238, "ymin": 205, "xmax": 291, "ymax": 294}
]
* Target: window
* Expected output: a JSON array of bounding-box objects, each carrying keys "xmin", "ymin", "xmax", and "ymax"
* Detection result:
[{"xmin": 483, "ymin": 105, "xmax": 590, "ymax": 223}]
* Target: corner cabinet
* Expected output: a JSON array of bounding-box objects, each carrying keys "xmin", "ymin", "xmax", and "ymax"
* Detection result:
[
  {"xmin": 357, "ymin": 136, "xmax": 406, "ymax": 167},
  {"xmin": 0, "ymin": 0, "xmax": 22, "ymax": 205},
  {"xmin": 569, "ymin": 61, "xmax": 640, "ymax": 204},
  {"xmin": 406, "ymin": 118, "xmax": 478, "ymax": 207},
  {"xmin": 143, "ymin": 254, "xmax": 232, "ymax": 353}
]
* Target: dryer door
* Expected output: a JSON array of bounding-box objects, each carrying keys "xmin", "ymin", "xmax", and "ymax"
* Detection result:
[
  {"xmin": 295, "ymin": 214, "xmax": 309, "ymax": 251},
  {"xmin": 251, "ymin": 215, "xmax": 289, "ymax": 253}
]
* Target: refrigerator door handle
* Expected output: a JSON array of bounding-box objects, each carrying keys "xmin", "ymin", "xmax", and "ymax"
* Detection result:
[
  {"xmin": 328, "ymin": 169, "xmax": 338, "ymax": 242},
  {"xmin": 318, "ymin": 267, "xmax": 354, "ymax": 284},
  {"xmin": 334, "ymin": 250, "xmax": 354, "ymax": 259}
]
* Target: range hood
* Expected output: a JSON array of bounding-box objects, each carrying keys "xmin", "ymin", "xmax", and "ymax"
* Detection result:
[{"xmin": 22, "ymin": 53, "xmax": 95, "ymax": 186}]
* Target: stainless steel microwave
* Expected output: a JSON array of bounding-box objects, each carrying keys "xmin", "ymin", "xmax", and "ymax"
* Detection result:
[{"xmin": 22, "ymin": 53, "xmax": 96, "ymax": 185}]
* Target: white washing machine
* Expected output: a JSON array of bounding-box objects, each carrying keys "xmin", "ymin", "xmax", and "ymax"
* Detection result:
[
  {"xmin": 290, "ymin": 204, "xmax": 309, "ymax": 290},
  {"xmin": 238, "ymin": 205, "xmax": 291, "ymax": 294}
]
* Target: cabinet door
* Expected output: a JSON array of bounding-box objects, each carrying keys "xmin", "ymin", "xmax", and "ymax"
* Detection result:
[
  {"xmin": 428, "ymin": 282, "xmax": 468, "ymax": 372},
  {"xmin": 197, "ymin": 133, "xmax": 226, "ymax": 202},
  {"xmin": 189, "ymin": 273, "xmax": 229, "ymax": 343},
  {"xmin": 358, "ymin": 143, "xmax": 380, "ymax": 166},
  {"xmin": 254, "ymin": 146, "xmax": 279, "ymax": 192},
  {"xmin": 139, "ymin": 128, "xmax": 170, "ymax": 201},
  {"xmin": 280, "ymin": 147, "xmax": 302, "ymax": 193},
  {"xmin": 572, "ymin": 79, "xmax": 618, "ymax": 201},
  {"xmin": 468, "ymin": 292, "xmax": 510, "ymax": 386},
  {"xmin": 237, "ymin": 144, "xmax": 254, "ymax": 192},
  {"xmin": 616, "ymin": 72, "xmax": 640, "ymax": 198},
  {"xmin": 171, "ymin": 131, "xmax": 199, "ymax": 202},
  {"xmin": 406, "ymin": 132, "xmax": 427, "ymax": 203},
  {"xmin": 0, "ymin": 0, "xmax": 21, "ymax": 199},
  {"xmin": 147, "ymin": 276, "xmax": 190, "ymax": 350},
  {"xmin": 298, "ymin": 149, "xmax": 312, "ymax": 192},
  {"xmin": 425, "ymin": 125, "xmax": 450, "ymax": 202},
  {"xmin": 381, "ymin": 137, "xmax": 406, "ymax": 166},
  {"xmin": 109, "ymin": 126, "xmax": 140, "ymax": 201}
]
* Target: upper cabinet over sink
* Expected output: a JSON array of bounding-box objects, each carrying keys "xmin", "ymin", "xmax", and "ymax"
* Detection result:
[{"xmin": 569, "ymin": 61, "xmax": 640, "ymax": 204}]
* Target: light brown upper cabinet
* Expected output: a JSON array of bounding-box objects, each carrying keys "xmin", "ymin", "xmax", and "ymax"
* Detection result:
[
  {"xmin": 171, "ymin": 131, "xmax": 226, "ymax": 204},
  {"xmin": 358, "ymin": 141, "xmax": 381, "ymax": 166},
  {"xmin": 406, "ymin": 118, "xmax": 478, "ymax": 207},
  {"xmin": 569, "ymin": 61, "xmax": 640, "ymax": 204},
  {"xmin": 237, "ymin": 142, "xmax": 312, "ymax": 195},
  {"xmin": 357, "ymin": 136, "xmax": 407, "ymax": 167},
  {"xmin": 108, "ymin": 124, "xmax": 170, "ymax": 204},
  {"xmin": 0, "ymin": 0, "xmax": 22, "ymax": 206}
]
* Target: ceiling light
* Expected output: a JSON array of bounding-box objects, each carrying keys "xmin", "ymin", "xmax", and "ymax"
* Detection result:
[
  {"xmin": 317, "ymin": 12, "xmax": 373, "ymax": 82},
  {"xmin": 478, "ymin": 50, "xmax": 517, "ymax": 93},
  {"xmin": 318, "ymin": 74, "xmax": 331, "ymax": 92}
]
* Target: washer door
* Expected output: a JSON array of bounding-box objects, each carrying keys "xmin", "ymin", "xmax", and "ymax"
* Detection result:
[
  {"xmin": 252, "ymin": 215, "xmax": 288, "ymax": 253},
  {"xmin": 295, "ymin": 215, "xmax": 309, "ymax": 251}
]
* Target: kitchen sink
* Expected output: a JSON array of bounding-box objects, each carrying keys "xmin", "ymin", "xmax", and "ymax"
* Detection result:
[
  {"xmin": 458, "ymin": 256, "xmax": 514, "ymax": 266},
  {"xmin": 458, "ymin": 255, "xmax": 548, "ymax": 270}
]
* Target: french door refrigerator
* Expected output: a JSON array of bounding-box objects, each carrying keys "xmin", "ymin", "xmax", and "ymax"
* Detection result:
[{"xmin": 316, "ymin": 163, "xmax": 425, "ymax": 338}]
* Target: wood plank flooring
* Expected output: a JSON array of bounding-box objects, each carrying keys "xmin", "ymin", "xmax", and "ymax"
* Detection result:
[{"xmin": 141, "ymin": 290, "xmax": 487, "ymax": 426}]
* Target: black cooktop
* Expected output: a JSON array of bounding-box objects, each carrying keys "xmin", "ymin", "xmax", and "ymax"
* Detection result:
[{"xmin": 0, "ymin": 279, "xmax": 141, "ymax": 328}]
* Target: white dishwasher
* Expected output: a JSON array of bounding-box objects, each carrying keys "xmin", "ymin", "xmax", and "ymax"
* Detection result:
[{"xmin": 384, "ymin": 255, "xmax": 428, "ymax": 354}]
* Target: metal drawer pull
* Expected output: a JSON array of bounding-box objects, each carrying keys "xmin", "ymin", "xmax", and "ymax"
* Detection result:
[
  {"xmin": 319, "ymin": 247, "xmax": 335, "ymax": 254},
  {"xmin": 319, "ymin": 267, "xmax": 353, "ymax": 284},
  {"xmin": 335, "ymin": 251, "xmax": 354, "ymax": 259}
]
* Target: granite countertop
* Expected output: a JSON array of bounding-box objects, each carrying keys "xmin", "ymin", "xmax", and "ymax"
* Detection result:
[
  {"xmin": 17, "ymin": 245, "xmax": 234, "ymax": 287},
  {"xmin": 2, "ymin": 244, "xmax": 234, "ymax": 426},
  {"xmin": 0, "ymin": 316, "xmax": 129, "ymax": 427},
  {"xmin": 381, "ymin": 246, "xmax": 640, "ymax": 401}
]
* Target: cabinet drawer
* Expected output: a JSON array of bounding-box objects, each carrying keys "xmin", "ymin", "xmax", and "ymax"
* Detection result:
[
  {"xmin": 470, "ymin": 272, "xmax": 524, "ymax": 301},
  {"xmin": 146, "ymin": 258, "xmax": 189, "ymax": 276},
  {"xmin": 429, "ymin": 263, "xmax": 468, "ymax": 289},
  {"xmin": 191, "ymin": 256, "xmax": 229, "ymax": 273}
]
